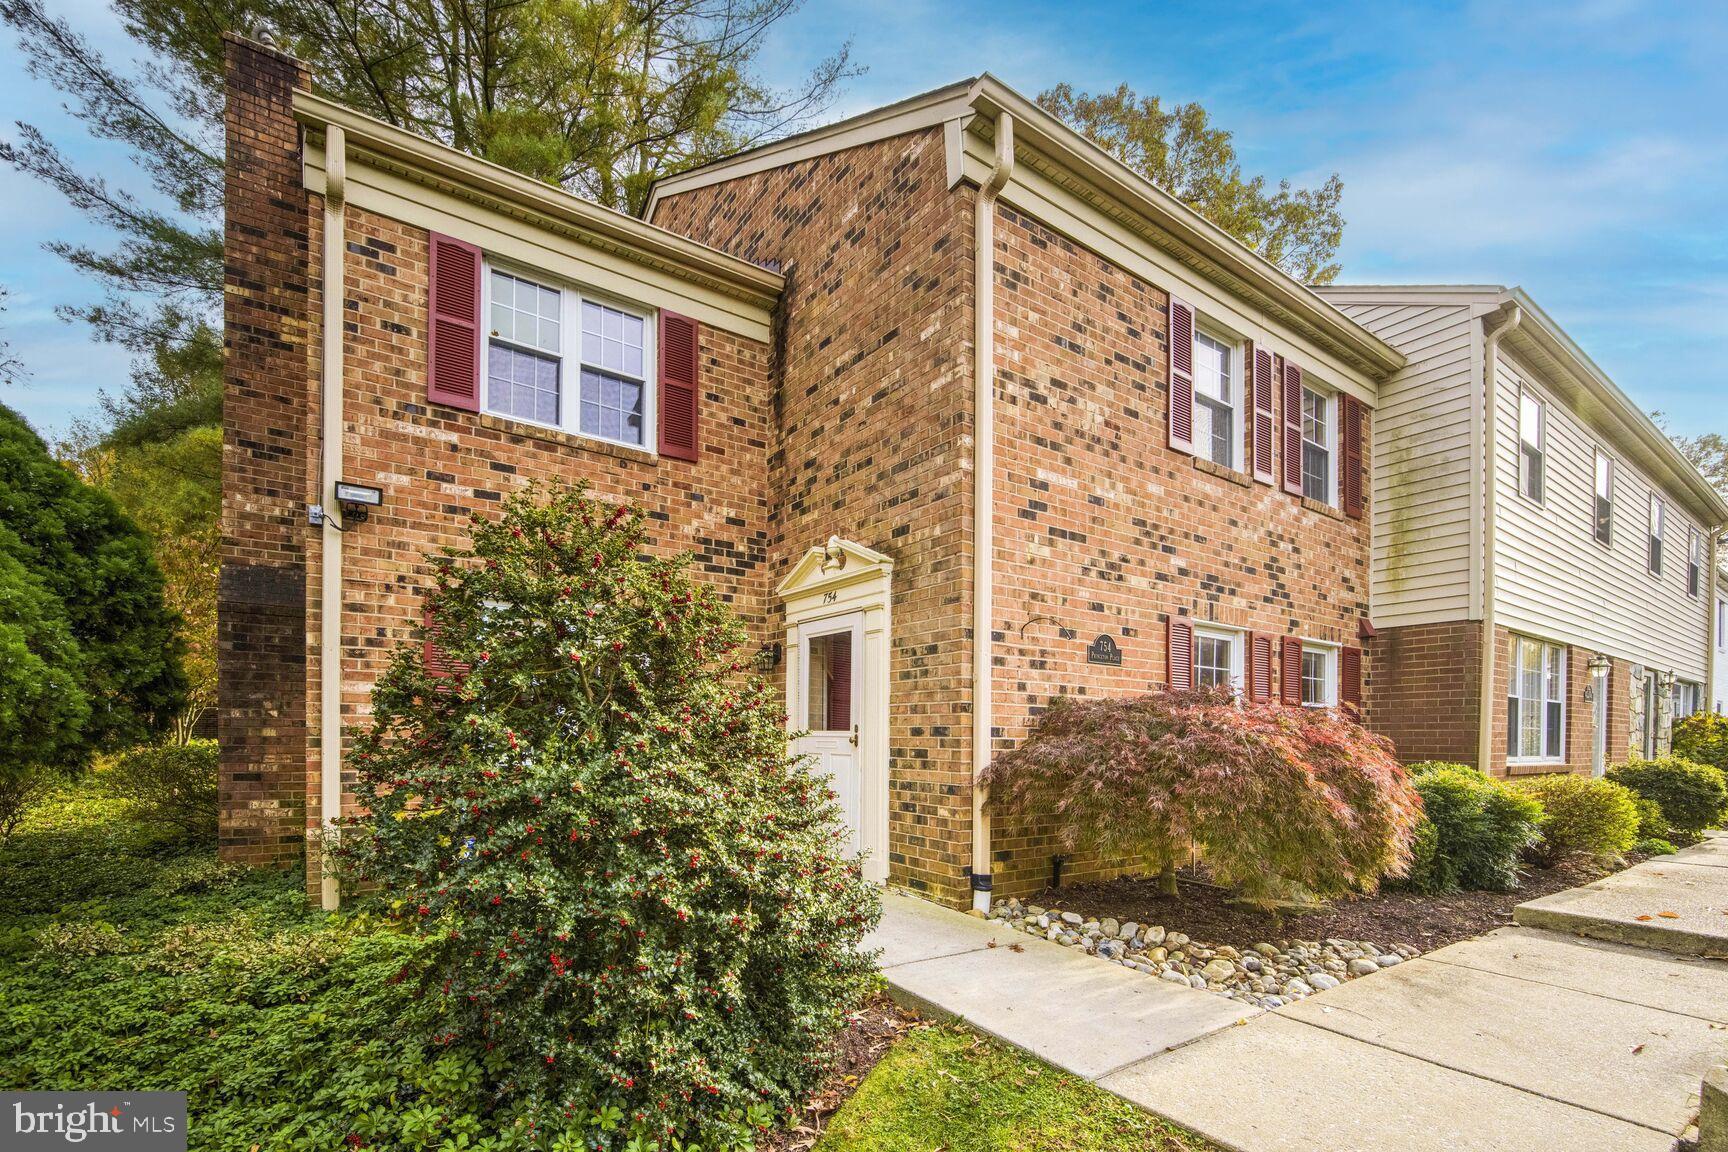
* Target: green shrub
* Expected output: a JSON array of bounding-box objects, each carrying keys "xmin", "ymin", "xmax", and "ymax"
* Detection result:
[
  {"xmin": 1513, "ymin": 773, "xmax": 1639, "ymax": 865},
  {"xmin": 107, "ymin": 740, "xmax": 218, "ymax": 840},
  {"xmin": 1607, "ymin": 757, "xmax": 1726, "ymax": 843},
  {"xmin": 1674, "ymin": 712, "xmax": 1728, "ymax": 774},
  {"xmin": 1406, "ymin": 760, "xmax": 1485, "ymax": 779},
  {"xmin": 339, "ymin": 483, "xmax": 878, "ymax": 1151},
  {"xmin": 981, "ymin": 689, "xmax": 1422, "ymax": 907},
  {"xmin": 1632, "ymin": 795, "xmax": 1669, "ymax": 841},
  {"xmin": 1404, "ymin": 765, "xmax": 1544, "ymax": 892},
  {"xmin": 1634, "ymin": 837, "xmax": 1677, "ymax": 856}
]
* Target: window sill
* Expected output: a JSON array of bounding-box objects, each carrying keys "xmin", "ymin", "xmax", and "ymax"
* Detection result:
[
  {"xmin": 1192, "ymin": 457, "xmax": 1253, "ymax": 488},
  {"xmin": 477, "ymin": 412, "xmax": 659, "ymax": 467},
  {"xmin": 1300, "ymin": 496, "xmax": 1344, "ymax": 520}
]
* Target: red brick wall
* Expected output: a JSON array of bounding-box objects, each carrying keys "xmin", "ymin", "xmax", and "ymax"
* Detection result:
[
  {"xmin": 1373, "ymin": 619, "xmax": 1633, "ymax": 779},
  {"xmin": 985, "ymin": 205, "xmax": 1376, "ymax": 895},
  {"xmin": 295, "ymin": 205, "xmax": 778, "ymax": 896},
  {"xmin": 218, "ymin": 35, "xmax": 312, "ymax": 867},
  {"xmin": 1366, "ymin": 620, "xmax": 1483, "ymax": 767},
  {"xmin": 652, "ymin": 130, "xmax": 979, "ymax": 904}
]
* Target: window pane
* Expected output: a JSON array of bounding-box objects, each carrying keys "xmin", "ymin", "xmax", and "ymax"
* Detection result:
[
  {"xmin": 805, "ymin": 630, "xmax": 852, "ymax": 732},
  {"xmin": 1301, "ymin": 388, "xmax": 1330, "ymax": 502},
  {"xmin": 578, "ymin": 368, "xmax": 645, "ymax": 445},
  {"xmin": 487, "ymin": 342, "xmax": 559, "ymax": 424},
  {"xmin": 1301, "ymin": 649, "xmax": 1329, "ymax": 706},
  {"xmin": 1193, "ymin": 332, "xmax": 1231, "ymax": 402},
  {"xmin": 1545, "ymin": 701, "xmax": 1562, "ymax": 758},
  {"xmin": 1519, "ymin": 391, "xmax": 1542, "ymax": 449},
  {"xmin": 581, "ymin": 300, "xmax": 647, "ymax": 381},
  {"xmin": 491, "ymin": 271, "xmax": 560, "ymax": 353},
  {"xmin": 1194, "ymin": 397, "xmax": 1233, "ymax": 467},
  {"xmin": 1196, "ymin": 636, "xmax": 1232, "ymax": 688}
]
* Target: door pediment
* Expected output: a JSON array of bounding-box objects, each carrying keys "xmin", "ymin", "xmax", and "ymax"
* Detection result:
[{"xmin": 777, "ymin": 535, "xmax": 893, "ymax": 607}]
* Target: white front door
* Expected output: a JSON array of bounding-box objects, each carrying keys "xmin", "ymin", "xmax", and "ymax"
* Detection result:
[{"xmin": 794, "ymin": 613, "xmax": 864, "ymax": 857}]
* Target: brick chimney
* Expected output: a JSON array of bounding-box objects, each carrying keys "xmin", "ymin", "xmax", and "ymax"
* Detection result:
[{"xmin": 217, "ymin": 32, "xmax": 312, "ymax": 868}]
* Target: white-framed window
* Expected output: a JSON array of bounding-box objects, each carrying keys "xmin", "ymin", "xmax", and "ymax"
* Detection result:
[
  {"xmin": 1717, "ymin": 595, "xmax": 1727, "ymax": 650},
  {"xmin": 1687, "ymin": 528, "xmax": 1701, "ymax": 598},
  {"xmin": 1673, "ymin": 680, "xmax": 1702, "ymax": 721},
  {"xmin": 1194, "ymin": 627, "xmax": 1242, "ymax": 694},
  {"xmin": 1592, "ymin": 448, "xmax": 1613, "ymax": 547},
  {"xmin": 1301, "ymin": 385, "xmax": 1333, "ymax": 504},
  {"xmin": 1648, "ymin": 494, "xmax": 1664, "ymax": 576},
  {"xmin": 1192, "ymin": 329, "xmax": 1237, "ymax": 469},
  {"xmin": 484, "ymin": 264, "xmax": 655, "ymax": 449},
  {"xmin": 1300, "ymin": 643, "xmax": 1337, "ymax": 707},
  {"xmin": 1518, "ymin": 387, "xmax": 1545, "ymax": 503},
  {"xmin": 1507, "ymin": 635, "xmax": 1566, "ymax": 764}
]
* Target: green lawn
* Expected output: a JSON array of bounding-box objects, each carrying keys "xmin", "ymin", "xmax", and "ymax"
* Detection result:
[
  {"xmin": 2, "ymin": 783, "xmax": 1219, "ymax": 1152},
  {"xmin": 816, "ymin": 1024, "xmax": 1220, "ymax": 1152},
  {"xmin": 0, "ymin": 780, "xmax": 468, "ymax": 1151}
]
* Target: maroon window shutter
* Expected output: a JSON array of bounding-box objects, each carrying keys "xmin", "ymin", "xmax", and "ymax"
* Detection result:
[
  {"xmin": 1340, "ymin": 646, "xmax": 1363, "ymax": 712},
  {"xmin": 1252, "ymin": 346, "xmax": 1276, "ymax": 484},
  {"xmin": 1280, "ymin": 636, "xmax": 1303, "ymax": 705},
  {"xmin": 1342, "ymin": 395, "xmax": 1365, "ymax": 519},
  {"xmin": 1281, "ymin": 359, "xmax": 1304, "ymax": 495},
  {"xmin": 422, "ymin": 606, "xmax": 470, "ymax": 683},
  {"xmin": 826, "ymin": 631, "xmax": 853, "ymax": 731},
  {"xmin": 1167, "ymin": 298, "xmax": 1196, "ymax": 455},
  {"xmin": 1166, "ymin": 617, "xmax": 1194, "ymax": 691},
  {"xmin": 1248, "ymin": 632, "xmax": 1274, "ymax": 702},
  {"xmin": 427, "ymin": 232, "xmax": 482, "ymax": 412},
  {"xmin": 657, "ymin": 311, "xmax": 700, "ymax": 461}
]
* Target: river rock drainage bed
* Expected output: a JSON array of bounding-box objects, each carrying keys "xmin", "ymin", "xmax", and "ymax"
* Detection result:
[{"xmin": 986, "ymin": 897, "xmax": 1422, "ymax": 1009}]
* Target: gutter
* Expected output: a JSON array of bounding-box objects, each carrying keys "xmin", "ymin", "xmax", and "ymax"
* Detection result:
[
  {"xmin": 1477, "ymin": 302, "xmax": 1521, "ymax": 773},
  {"xmin": 319, "ymin": 125, "xmax": 347, "ymax": 911},
  {"xmin": 970, "ymin": 111, "xmax": 1013, "ymax": 914}
]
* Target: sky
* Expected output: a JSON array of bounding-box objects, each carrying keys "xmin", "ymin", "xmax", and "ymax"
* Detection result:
[{"xmin": 2, "ymin": 0, "xmax": 1726, "ymax": 439}]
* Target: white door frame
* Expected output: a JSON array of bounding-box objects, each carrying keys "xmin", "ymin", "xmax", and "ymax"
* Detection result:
[{"xmin": 777, "ymin": 537, "xmax": 892, "ymax": 884}]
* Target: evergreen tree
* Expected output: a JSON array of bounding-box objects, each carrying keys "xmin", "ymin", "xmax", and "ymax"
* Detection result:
[{"xmin": 339, "ymin": 484, "xmax": 878, "ymax": 1149}]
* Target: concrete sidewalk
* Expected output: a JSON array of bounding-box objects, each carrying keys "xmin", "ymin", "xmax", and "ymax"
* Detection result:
[
  {"xmin": 866, "ymin": 891, "xmax": 1255, "ymax": 1080},
  {"xmin": 869, "ymin": 849, "xmax": 1728, "ymax": 1152},
  {"xmin": 1516, "ymin": 835, "xmax": 1728, "ymax": 958}
]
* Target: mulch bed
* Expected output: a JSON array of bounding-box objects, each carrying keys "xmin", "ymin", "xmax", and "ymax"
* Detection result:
[
  {"xmin": 1023, "ymin": 854, "xmax": 1634, "ymax": 953},
  {"xmin": 755, "ymin": 992, "xmax": 920, "ymax": 1152}
]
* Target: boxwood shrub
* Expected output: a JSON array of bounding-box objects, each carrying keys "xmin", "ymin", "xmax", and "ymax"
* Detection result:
[
  {"xmin": 1607, "ymin": 757, "xmax": 1726, "ymax": 844},
  {"xmin": 1512, "ymin": 773, "xmax": 1638, "ymax": 865},
  {"xmin": 1403, "ymin": 762, "xmax": 1543, "ymax": 892}
]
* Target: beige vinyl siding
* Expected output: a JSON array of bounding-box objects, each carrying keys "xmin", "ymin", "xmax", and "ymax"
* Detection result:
[
  {"xmin": 1332, "ymin": 301, "xmax": 1478, "ymax": 627},
  {"xmin": 1492, "ymin": 352, "xmax": 1709, "ymax": 678}
]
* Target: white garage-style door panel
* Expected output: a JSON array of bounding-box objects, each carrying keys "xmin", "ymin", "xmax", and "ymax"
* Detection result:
[{"xmin": 777, "ymin": 536, "xmax": 892, "ymax": 884}]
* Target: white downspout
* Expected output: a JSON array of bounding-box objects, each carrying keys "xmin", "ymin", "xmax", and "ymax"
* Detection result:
[
  {"xmin": 319, "ymin": 125, "xmax": 347, "ymax": 911},
  {"xmin": 1476, "ymin": 302, "xmax": 1521, "ymax": 774},
  {"xmin": 970, "ymin": 112, "xmax": 1013, "ymax": 913}
]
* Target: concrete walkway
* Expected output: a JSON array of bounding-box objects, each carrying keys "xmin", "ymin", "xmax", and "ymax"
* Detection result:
[{"xmin": 868, "ymin": 839, "xmax": 1728, "ymax": 1152}]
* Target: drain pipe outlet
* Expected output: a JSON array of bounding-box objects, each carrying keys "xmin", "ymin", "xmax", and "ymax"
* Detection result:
[{"xmin": 971, "ymin": 111, "xmax": 1013, "ymax": 913}]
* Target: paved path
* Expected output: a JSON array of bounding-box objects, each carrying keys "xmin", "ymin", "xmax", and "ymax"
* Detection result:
[{"xmin": 868, "ymin": 837, "xmax": 1728, "ymax": 1152}]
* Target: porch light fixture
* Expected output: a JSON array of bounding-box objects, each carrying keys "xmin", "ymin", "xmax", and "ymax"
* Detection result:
[
  {"xmin": 334, "ymin": 481, "xmax": 384, "ymax": 522},
  {"xmin": 1583, "ymin": 653, "xmax": 1610, "ymax": 702}
]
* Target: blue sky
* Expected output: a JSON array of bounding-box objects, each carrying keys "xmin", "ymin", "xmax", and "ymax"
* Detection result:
[{"xmin": 3, "ymin": 0, "xmax": 1726, "ymax": 437}]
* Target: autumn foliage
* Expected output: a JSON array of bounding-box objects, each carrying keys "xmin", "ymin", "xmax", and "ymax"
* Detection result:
[
  {"xmin": 981, "ymin": 690, "xmax": 1421, "ymax": 905},
  {"xmin": 336, "ymin": 483, "xmax": 879, "ymax": 1151}
]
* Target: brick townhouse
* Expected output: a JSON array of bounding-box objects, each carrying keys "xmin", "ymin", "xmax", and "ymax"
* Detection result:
[
  {"xmin": 219, "ymin": 35, "xmax": 1410, "ymax": 909},
  {"xmin": 221, "ymin": 35, "xmax": 1719, "ymax": 914},
  {"xmin": 1319, "ymin": 286, "xmax": 1727, "ymax": 777}
]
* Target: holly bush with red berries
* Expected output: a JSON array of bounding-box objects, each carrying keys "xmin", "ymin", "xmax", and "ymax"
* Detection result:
[{"xmin": 336, "ymin": 483, "xmax": 880, "ymax": 1151}]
